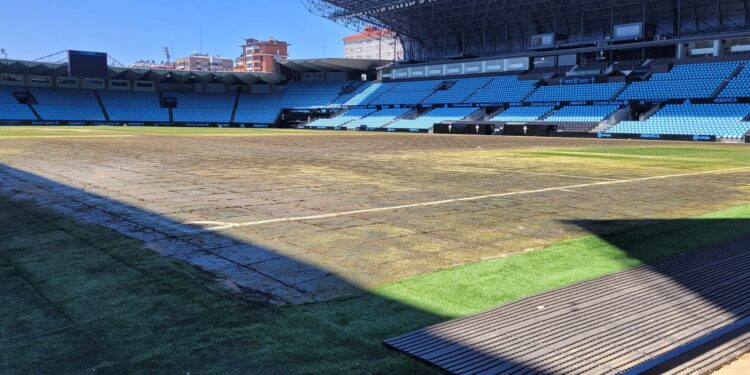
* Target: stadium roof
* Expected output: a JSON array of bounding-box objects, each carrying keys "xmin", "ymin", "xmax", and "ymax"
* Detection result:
[
  {"xmin": 0, "ymin": 59, "xmax": 287, "ymax": 85},
  {"xmin": 303, "ymin": 0, "xmax": 750, "ymax": 61},
  {"xmin": 278, "ymin": 58, "xmax": 388, "ymax": 73}
]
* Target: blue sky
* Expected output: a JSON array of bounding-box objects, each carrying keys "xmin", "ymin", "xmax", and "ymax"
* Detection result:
[{"xmin": 0, "ymin": 0, "xmax": 354, "ymax": 64}]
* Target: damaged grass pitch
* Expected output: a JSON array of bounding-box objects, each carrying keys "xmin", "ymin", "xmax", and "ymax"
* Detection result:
[{"xmin": 3, "ymin": 195, "xmax": 750, "ymax": 373}]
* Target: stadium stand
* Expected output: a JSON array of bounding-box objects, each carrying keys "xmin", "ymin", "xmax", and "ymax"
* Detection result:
[
  {"xmin": 369, "ymin": 80, "xmax": 441, "ymax": 105},
  {"xmin": 98, "ymin": 91, "xmax": 168, "ymax": 122},
  {"xmin": 234, "ymin": 94, "xmax": 283, "ymax": 124},
  {"xmin": 307, "ymin": 108, "xmax": 377, "ymax": 128},
  {"xmin": 6, "ymin": 54, "xmax": 750, "ymax": 141},
  {"xmin": 169, "ymin": 91, "xmax": 235, "ymax": 123},
  {"xmin": 465, "ymin": 76, "xmax": 537, "ymax": 104},
  {"xmin": 719, "ymin": 63, "xmax": 750, "ymax": 98},
  {"xmin": 568, "ymin": 62, "xmax": 609, "ymax": 76},
  {"xmin": 342, "ymin": 82, "xmax": 393, "ymax": 106},
  {"xmin": 544, "ymin": 105, "xmax": 620, "ymax": 123},
  {"xmin": 387, "ymin": 107, "xmax": 478, "ymax": 130},
  {"xmin": 278, "ymin": 81, "xmax": 349, "ymax": 109},
  {"xmin": 422, "ymin": 78, "xmax": 491, "ymax": 105},
  {"xmin": 345, "ymin": 108, "xmax": 411, "ymax": 129},
  {"xmin": 0, "ymin": 86, "xmax": 36, "ymax": 121},
  {"xmin": 527, "ymin": 82, "xmax": 624, "ymax": 102},
  {"xmin": 30, "ymin": 88, "xmax": 105, "ymax": 121},
  {"xmin": 618, "ymin": 61, "xmax": 742, "ymax": 100},
  {"xmin": 608, "ymin": 102, "xmax": 750, "ymax": 139},
  {"xmin": 328, "ymin": 81, "xmax": 372, "ymax": 108},
  {"xmin": 492, "ymin": 106, "xmax": 554, "ymax": 122}
]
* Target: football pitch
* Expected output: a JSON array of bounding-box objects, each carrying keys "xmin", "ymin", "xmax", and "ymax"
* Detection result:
[{"xmin": 2, "ymin": 126, "xmax": 750, "ymax": 373}]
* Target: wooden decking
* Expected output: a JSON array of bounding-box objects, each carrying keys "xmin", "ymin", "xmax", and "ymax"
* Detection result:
[{"xmin": 385, "ymin": 237, "xmax": 750, "ymax": 374}]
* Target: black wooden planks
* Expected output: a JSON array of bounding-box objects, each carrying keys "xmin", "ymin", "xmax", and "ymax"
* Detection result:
[{"xmin": 385, "ymin": 237, "xmax": 750, "ymax": 374}]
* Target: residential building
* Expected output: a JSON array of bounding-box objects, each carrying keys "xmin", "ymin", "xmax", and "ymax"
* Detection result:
[
  {"xmin": 174, "ymin": 53, "xmax": 234, "ymax": 72},
  {"xmin": 343, "ymin": 27, "xmax": 403, "ymax": 61},
  {"xmin": 237, "ymin": 37, "xmax": 289, "ymax": 73}
]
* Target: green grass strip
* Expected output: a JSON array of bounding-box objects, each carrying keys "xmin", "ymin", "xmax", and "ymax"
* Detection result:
[{"xmin": 377, "ymin": 204, "xmax": 750, "ymax": 318}]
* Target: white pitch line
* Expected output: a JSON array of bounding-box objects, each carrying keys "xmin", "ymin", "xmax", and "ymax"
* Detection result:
[{"xmin": 188, "ymin": 167, "xmax": 750, "ymax": 232}]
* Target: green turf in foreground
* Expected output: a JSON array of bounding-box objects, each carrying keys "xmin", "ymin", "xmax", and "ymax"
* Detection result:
[
  {"xmin": 377, "ymin": 204, "xmax": 750, "ymax": 317},
  {"xmin": 2, "ymin": 198, "xmax": 750, "ymax": 373}
]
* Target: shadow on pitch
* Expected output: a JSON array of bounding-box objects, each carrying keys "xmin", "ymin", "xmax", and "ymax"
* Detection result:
[
  {"xmin": 0, "ymin": 163, "xmax": 539, "ymax": 374},
  {"xmin": 3, "ymin": 161, "xmax": 747, "ymax": 373}
]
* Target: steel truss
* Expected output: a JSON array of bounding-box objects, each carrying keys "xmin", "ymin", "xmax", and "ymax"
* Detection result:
[{"xmin": 301, "ymin": 0, "xmax": 750, "ymax": 62}]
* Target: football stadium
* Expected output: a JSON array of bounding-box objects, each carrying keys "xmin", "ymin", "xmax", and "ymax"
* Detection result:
[{"xmin": 2, "ymin": 0, "xmax": 750, "ymax": 373}]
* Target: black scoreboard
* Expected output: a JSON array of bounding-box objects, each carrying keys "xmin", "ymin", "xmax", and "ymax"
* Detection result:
[{"xmin": 68, "ymin": 50, "xmax": 108, "ymax": 78}]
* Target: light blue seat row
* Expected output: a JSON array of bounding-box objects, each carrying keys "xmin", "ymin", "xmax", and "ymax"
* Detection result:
[
  {"xmin": 493, "ymin": 106, "xmax": 554, "ymax": 122},
  {"xmin": 387, "ymin": 107, "xmax": 479, "ymax": 130},
  {"xmin": 619, "ymin": 61, "xmax": 742, "ymax": 100},
  {"xmin": 719, "ymin": 64, "xmax": 750, "ymax": 98},
  {"xmin": 307, "ymin": 108, "xmax": 378, "ymax": 128},
  {"xmin": 608, "ymin": 102, "xmax": 750, "ymax": 139},
  {"xmin": 329, "ymin": 82, "xmax": 373, "ymax": 108},
  {"xmin": 343, "ymin": 82, "xmax": 392, "ymax": 106},
  {"xmin": 423, "ymin": 78, "xmax": 492, "ymax": 105},
  {"xmin": 345, "ymin": 108, "xmax": 412, "ymax": 129},
  {"xmin": 544, "ymin": 105, "xmax": 620, "ymax": 122},
  {"xmin": 465, "ymin": 76, "xmax": 537, "ymax": 104},
  {"xmin": 527, "ymin": 82, "xmax": 624, "ymax": 102},
  {"xmin": 279, "ymin": 81, "xmax": 350, "ymax": 109},
  {"xmin": 369, "ymin": 80, "xmax": 442, "ymax": 105}
]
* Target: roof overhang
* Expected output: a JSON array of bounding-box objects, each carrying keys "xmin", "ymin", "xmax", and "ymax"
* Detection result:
[
  {"xmin": 0, "ymin": 59, "xmax": 285, "ymax": 84},
  {"xmin": 279, "ymin": 58, "xmax": 386, "ymax": 73}
]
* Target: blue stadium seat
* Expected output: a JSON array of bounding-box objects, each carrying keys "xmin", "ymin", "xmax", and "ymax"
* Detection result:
[
  {"xmin": 608, "ymin": 102, "xmax": 750, "ymax": 139},
  {"xmin": 236, "ymin": 81, "xmax": 348, "ymax": 123},
  {"xmin": 307, "ymin": 108, "xmax": 377, "ymax": 128},
  {"xmin": 545, "ymin": 105, "xmax": 620, "ymax": 123},
  {"xmin": 493, "ymin": 106, "xmax": 554, "ymax": 122},
  {"xmin": 98, "ymin": 90, "xmax": 168, "ymax": 122},
  {"xmin": 30, "ymin": 88, "xmax": 105, "ymax": 121},
  {"xmin": 345, "ymin": 108, "xmax": 412, "ymax": 129},
  {"xmin": 618, "ymin": 61, "xmax": 741, "ymax": 100},
  {"xmin": 719, "ymin": 63, "xmax": 750, "ymax": 98},
  {"xmin": 0, "ymin": 85, "xmax": 36, "ymax": 121},
  {"xmin": 527, "ymin": 82, "xmax": 624, "ymax": 102},
  {"xmin": 328, "ymin": 81, "xmax": 373, "ymax": 108},
  {"xmin": 369, "ymin": 80, "xmax": 442, "ymax": 105},
  {"xmin": 168, "ymin": 91, "xmax": 235, "ymax": 123},
  {"xmin": 279, "ymin": 81, "xmax": 349, "ymax": 109},
  {"xmin": 422, "ymin": 78, "xmax": 491, "ymax": 105},
  {"xmin": 465, "ymin": 76, "xmax": 537, "ymax": 104},
  {"xmin": 387, "ymin": 107, "xmax": 479, "ymax": 130}
]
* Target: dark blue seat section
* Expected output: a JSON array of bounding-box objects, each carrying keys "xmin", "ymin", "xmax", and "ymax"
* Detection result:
[
  {"xmin": 30, "ymin": 88, "xmax": 105, "ymax": 121},
  {"xmin": 0, "ymin": 86, "xmax": 36, "ymax": 121},
  {"xmin": 99, "ymin": 91, "xmax": 168, "ymax": 122}
]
